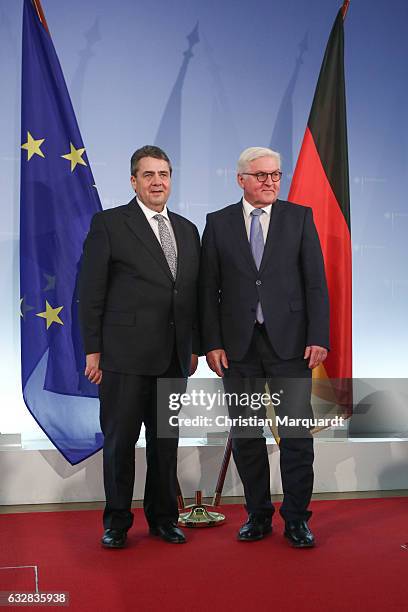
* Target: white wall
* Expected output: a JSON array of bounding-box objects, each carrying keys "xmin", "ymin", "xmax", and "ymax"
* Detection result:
[{"xmin": 1, "ymin": 439, "xmax": 408, "ymax": 505}]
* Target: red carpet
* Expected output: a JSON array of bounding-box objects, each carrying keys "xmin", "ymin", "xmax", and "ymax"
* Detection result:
[{"xmin": 1, "ymin": 498, "xmax": 408, "ymax": 611}]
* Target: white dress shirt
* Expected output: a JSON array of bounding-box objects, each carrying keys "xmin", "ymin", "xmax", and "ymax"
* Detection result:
[
  {"xmin": 242, "ymin": 197, "xmax": 273, "ymax": 242},
  {"xmin": 136, "ymin": 196, "xmax": 178, "ymax": 255}
]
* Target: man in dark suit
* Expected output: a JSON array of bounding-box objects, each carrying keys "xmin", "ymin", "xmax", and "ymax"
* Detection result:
[
  {"xmin": 79, "ymin": 145, "xmax": 200, "ymax": 548},
  {"xmin": 200, "ymin": 146, "xmax": 329, "ymax": 547}
]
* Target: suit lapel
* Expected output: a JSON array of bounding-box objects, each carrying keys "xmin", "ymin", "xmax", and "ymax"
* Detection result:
[
  {"xmin": 228, "ymin": 202, "xmax": 259, "ymax": 275},
  {"xmin": 122, "ymin": 198, "xmax": 174, "ymax": 282}
]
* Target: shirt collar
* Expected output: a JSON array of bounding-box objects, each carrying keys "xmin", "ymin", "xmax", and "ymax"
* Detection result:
[
  {"xmin": 242, "ymin": 197, "xmax": 272, "ymax": 218},
  {"xmin": 136, "ymin": 196, "xmax": 170, "ymax": 221}
]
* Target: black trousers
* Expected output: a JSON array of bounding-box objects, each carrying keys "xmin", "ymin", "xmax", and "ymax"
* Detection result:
[
  {"xmin": 99, "ymin": 352, "xmax": 183, "ymax": 531},
  {"xmin": 223, "ymin": 324, "xmax": 314, "ymax": 522}
]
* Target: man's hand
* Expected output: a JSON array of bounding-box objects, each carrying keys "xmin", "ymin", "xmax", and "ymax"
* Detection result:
[
  {"xmin": 206, "ymin": 349, "xmax": 228, "ymax": 377},
  {"xmin": 304, "ymin": 345, "xmax": 328, "ymax": 369},
  {"xmin": 85, "ymin": 352, "xmax": 102, "ymax": 384},
  {"xmin": 190, "ymin": 354, "xmax": 199, "ymax": 375}
]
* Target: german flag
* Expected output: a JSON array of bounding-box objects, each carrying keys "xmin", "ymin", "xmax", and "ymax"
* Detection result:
[{"xmin": 288, "ymin": 3, "xmax": 352, "ymax": 411}]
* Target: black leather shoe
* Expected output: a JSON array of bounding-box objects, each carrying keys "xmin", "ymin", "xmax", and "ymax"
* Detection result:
[
  {"xmin": 101, "ymin": 528, "xmax": 127, "ymax": 548},
  {"xmin": 149, "ymin": 523, "xmax": 186, "ymax": 544},
  {"xmin": 284, "ymin": 520, "xmax": 315, "ymax": 548},
  {"xmin": 237, "ymin": 514, "xmax": 272, "ymax": 542}
]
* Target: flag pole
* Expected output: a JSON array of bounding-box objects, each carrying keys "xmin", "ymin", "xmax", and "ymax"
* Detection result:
[
  {"xmin": 212, "ymin": 434, "xmax": 232, "ymax": 506},
  {"xmin": 341, "ymin": 0, "xmax": 350, "ymax": 20},
  {"xmin": 31, "ymin": 0, "xmax": 50, "ymax": 35}
]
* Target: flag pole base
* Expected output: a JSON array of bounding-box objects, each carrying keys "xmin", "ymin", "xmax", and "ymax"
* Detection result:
[{"xmin": 178, "ymin": 491, "xmax": 225, "ymax": 528}]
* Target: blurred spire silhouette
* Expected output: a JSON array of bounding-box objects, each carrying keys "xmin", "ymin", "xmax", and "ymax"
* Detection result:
[
  {"xmin": 203, "ymin": 32, "xmax": 241, "ymax": 208},
  {"xmin": 70, "ymin": 18, "xmax": 101, "ymax": 124},
  {"xmin": 154, "ymin": 22, "xmax": 199, "ymax": 212},
  {"xmin": 270, "ymin": 32, "xmax": 308, "ymax": 199}
]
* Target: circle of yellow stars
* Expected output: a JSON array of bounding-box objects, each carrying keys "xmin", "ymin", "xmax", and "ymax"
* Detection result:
[
  {"xmin": 20, "ymin": 131, "xmax": 90, "ymax": 329},
  {"xmin": 21, "ymin": 131, "xmax": 87, "ymax": 172}
]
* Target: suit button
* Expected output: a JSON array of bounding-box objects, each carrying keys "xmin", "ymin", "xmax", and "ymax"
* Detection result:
[
  {"xmin": 256, "ymin": 280, "xmax": 262, "ymax": 286},
  {"xmin": 174, "ymin": 289, "xmax": 178, "ymax": 295},
  {"xmin": 170, "ymin": 321, "xmax": 174, "ymax": 326}
]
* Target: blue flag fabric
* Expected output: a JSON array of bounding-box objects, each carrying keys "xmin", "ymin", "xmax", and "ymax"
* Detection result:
[{"xmin": 20, "ymin": 0, "xmax": 103, "ymax": 465}]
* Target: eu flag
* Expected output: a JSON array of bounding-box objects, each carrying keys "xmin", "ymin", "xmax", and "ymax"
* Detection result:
[{"xmin": 20, "ymin": 0, "xmax": 103, "ymax": 464}]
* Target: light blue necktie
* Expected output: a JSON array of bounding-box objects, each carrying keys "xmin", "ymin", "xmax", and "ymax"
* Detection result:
[{"xmin": 250, "ymin": 208, "xmax": 265, "ymax": 324}]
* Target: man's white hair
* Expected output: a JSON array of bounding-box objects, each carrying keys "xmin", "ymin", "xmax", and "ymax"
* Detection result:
[{"xmin": 237, "ymin": 147, "xmax": 281, "ymax": 174}]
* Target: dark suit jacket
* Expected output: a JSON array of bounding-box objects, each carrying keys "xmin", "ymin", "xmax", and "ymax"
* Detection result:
[
  {"xmin": 79, "ymin": 197, "xmax": 200, "ymax": 377},
  {"xmin": 199, "ymin": 199, "xmax": 329, "ymax": 361}
]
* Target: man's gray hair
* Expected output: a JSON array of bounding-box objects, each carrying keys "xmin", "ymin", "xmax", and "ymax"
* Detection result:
[
  {"xmin": 131, "ymin": 145, "xmax": 172, "ymax": 177},
  {"xmin": 237, "ymin": 147, "xmax": 281, "ymax": 174}
]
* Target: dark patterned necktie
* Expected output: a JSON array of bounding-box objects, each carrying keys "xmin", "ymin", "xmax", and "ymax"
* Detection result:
[{"xmin": 154, "ymin": 214, "xmax": 177, "ymax": 279}]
